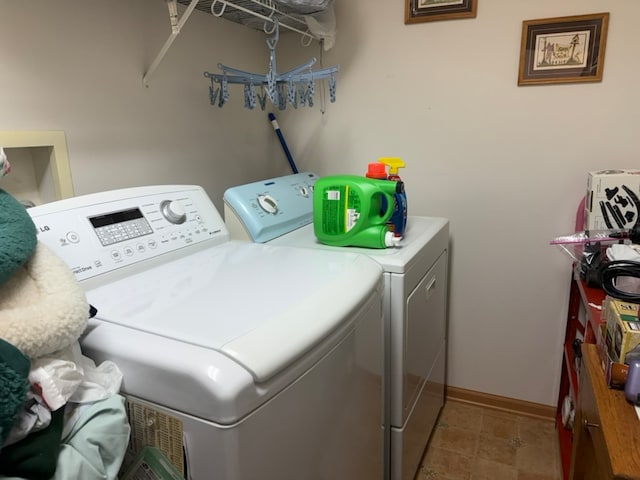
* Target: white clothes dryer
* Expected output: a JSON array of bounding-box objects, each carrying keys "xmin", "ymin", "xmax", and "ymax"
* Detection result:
[
  {"xmin": 28, "ymin": 185, "xmax": 384, "ymax": 480},
  {"xmin": 224, "ymin": 173, "xmax": 449, "ymax": 480}
]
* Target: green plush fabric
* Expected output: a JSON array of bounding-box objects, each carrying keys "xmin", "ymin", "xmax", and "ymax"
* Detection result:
[
  {"xmin": 0, "ymin": 338, "xmax": 30, "ymax": 448},
  {"xmin": 0, "ymin": 190, "xmax": 37, "ymax": 286},
  {"xmin": 0, "ymin": 405, "xmax": 65, "ymax": 480}
]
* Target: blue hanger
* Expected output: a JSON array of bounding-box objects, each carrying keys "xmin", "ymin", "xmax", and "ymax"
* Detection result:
[{"xmin": 203, "ymin": 18, "xmax": 338, "ymax": 110}]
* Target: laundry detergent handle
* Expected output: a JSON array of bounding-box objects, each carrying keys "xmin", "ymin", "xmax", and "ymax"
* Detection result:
[{"xmin": 313, "ymin": 175, "xmax": 402, "ymax": 249}]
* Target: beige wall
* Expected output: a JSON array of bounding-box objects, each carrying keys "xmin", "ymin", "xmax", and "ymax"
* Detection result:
[
  {"xmin": 0, "ymin": 0, "xmax": 289, "ymax": 211},
  {"xmin": 277, "ymin": 0, "xmax": 640, "ymax": 406},
  {"xmin": 2, "ymin": 0, "xmax": 637, "ymax": 407}
]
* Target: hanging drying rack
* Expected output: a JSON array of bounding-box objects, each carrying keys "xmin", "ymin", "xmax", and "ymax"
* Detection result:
[
  {"xmin": 203, "ymin": 16, "xmax": 338, "ymax": 110},
  {"xmin": 143, "ymin": 0, "xmax": 328, "ymax": 87}
]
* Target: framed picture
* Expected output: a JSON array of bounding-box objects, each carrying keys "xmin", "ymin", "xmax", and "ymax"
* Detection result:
[
  {"xmin": 518, "ymin": 12, "xmax": 609, "ymax": 86},
  {"xmin": 405, "ymin": 0, "xmax": 477, "ymax": 24}
]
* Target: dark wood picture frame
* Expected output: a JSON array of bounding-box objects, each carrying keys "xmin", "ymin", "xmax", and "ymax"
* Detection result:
[
  {"xmin": 518, "ymin": 12, "xmax": 609, "ymax": 86},
  {"xmin": 405, "ymin": 0, "xmax": 477, "ymax": 24}
]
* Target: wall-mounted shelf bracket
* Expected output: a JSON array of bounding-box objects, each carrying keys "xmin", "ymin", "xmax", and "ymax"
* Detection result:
[{"xmin": 143, "ymin": 0, "xmax": 200, "ymax": 87}]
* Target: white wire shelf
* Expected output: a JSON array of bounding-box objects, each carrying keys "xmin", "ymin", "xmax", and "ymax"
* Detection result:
[{"xmin": 144, "ymin": 0, "xmax": 323, "ymax": 86}]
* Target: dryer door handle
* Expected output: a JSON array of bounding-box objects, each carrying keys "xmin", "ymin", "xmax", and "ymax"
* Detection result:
[{"xmin": 425, "ymin": 276, "xmax": 437, "ymax": 300}]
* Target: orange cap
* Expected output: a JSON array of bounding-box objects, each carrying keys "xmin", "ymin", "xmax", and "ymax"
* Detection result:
[{"xmin": 366, "ymin": 163, "xmax": 387, "ymax": 179}]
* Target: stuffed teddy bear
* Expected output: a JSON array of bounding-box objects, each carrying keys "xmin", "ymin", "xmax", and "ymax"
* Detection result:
[
  {"xmin": 0, "ymin": 150, "xmax": 129, "ymax": 480},
  {"xmin": 0, "ymin": 189, "xmax": 89, "ymax": 359},
  {"xmin": 0, "ymin": 189, "xmax": 37, "ymax": 286},
  {"xmin": 0, "ymin": 187, "xmax": 36, "ymax": 448},
  {"xmin": 0, "ymin": 177, "xmax": 88, "ymax": 462}
]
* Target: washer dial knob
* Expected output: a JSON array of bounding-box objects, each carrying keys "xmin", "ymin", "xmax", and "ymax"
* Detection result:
[
  {"xmin": 160, "ymin": 200, "xmax": 186, "ymax": 224},
  {"xmin": 257, "ymin": 194, "xmax": 278, "ymax": 214}
]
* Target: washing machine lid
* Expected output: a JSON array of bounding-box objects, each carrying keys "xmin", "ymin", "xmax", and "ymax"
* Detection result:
[
  {"xmin": 268, "ymin": 216, "xmax": 449, "ymax": 274},
  {"xmin": 86, "ymin": 241, "xmax": 382, "ymax": 382}
]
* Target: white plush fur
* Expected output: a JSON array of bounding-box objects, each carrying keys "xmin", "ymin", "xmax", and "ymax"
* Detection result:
[{"xmin": 0, "ymin": 242, "xmax": 88, "ymax": 358}]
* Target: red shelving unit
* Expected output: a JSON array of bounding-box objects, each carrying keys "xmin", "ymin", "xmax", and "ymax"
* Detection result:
[
  {"xmin": 556, "ymin": 273, "xmax": 606, "ymax": 480},
  {"xmin": 576, "ymin": 277, "xmax": 606, "ymax": 342}
]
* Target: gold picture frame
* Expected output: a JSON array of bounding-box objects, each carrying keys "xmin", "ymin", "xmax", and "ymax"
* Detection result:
[
  {"xmin": 518, "ymin": 12, "xmax": 609, "ymax": 86},
  {"xmin": 405, "ymin": 0, "xmax": 477, "ymax": 24}
]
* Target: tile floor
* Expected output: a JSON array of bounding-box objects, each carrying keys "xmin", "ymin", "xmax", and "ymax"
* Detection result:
[{"xmin": 416, "ymin": 400, "xmax": 563, "ymax": 480}]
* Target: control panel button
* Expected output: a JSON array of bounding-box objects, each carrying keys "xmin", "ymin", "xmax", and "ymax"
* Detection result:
[
  {"xmin": 66, "ymin": 231, "xmax": 80, "ymax": 243},
  {"xmin": 94, "ymin": 219, "xmax": 152, "ymax": 246},
  {"xmin": 257, "ymin": 194, "xmax": 278, "ymax": 214}
]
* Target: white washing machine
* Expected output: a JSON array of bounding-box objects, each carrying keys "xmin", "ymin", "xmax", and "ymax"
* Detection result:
[
  {"xmin": 224, "ymin": 173, "xmax": 449, "ymax": 480},
  {"xmin": 28, "ymin": 185, "xmax": 384, "ymax": 480}
]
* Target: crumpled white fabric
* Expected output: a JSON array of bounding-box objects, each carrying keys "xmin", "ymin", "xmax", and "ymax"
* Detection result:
[
  {"xmin": 3, "ymin": 390, "xmax": 51, "ymax": 447},
  {"xmin": 0, "ymin": 147, "xmax": 10, "ymax": 177},
  {"xmin": 28, "ymin": 341, "xmax": 123, "ymax": 411}
]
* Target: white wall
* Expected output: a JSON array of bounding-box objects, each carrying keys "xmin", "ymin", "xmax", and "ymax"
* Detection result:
[
  {"xmin": 277, "ymin": 0, "xmax": 640, "ymax": 406},
  {"xmin": 0, "ymin": 0, "xmax": 290, "ymax": 212},
  {"xmin": 2, "ymin": 0, "xmax": 638, "ymax": 407}
]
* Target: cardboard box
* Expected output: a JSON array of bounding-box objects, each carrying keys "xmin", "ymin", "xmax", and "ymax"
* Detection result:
[
  {"xmin": 584, "ymin": 169, "xmax": 640, "ymax": 230},
  {"xmin": 604, "ymin": 298, "xmax": 640, "ymax": 365}
]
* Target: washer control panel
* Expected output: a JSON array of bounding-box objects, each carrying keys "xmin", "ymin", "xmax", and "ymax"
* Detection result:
[
  {"xmin": 28, "ymin": 185, "xmax": 229, "ymax": 282},
  {"xmin": 223, "ymin": 172, "xmax": 318, "ymax": 243}
]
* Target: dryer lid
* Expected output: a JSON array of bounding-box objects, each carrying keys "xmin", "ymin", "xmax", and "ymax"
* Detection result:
[
  {"xmin": 87, "ymin": 241, "xmax": 382, "ymax": 382},
  {"xmin": 268, "ymin": 216, "xmax": 449, "ymax": 273}
]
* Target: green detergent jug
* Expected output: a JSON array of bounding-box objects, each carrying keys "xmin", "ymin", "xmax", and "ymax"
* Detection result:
[{"xmin": 313, "ymin": 175, "xmax": 403, "ymax": 249}]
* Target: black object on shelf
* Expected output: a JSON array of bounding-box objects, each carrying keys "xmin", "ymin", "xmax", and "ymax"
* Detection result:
[{"xmin": 579, "ymin": 241, "xmax": 605, "ymax": 288}]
